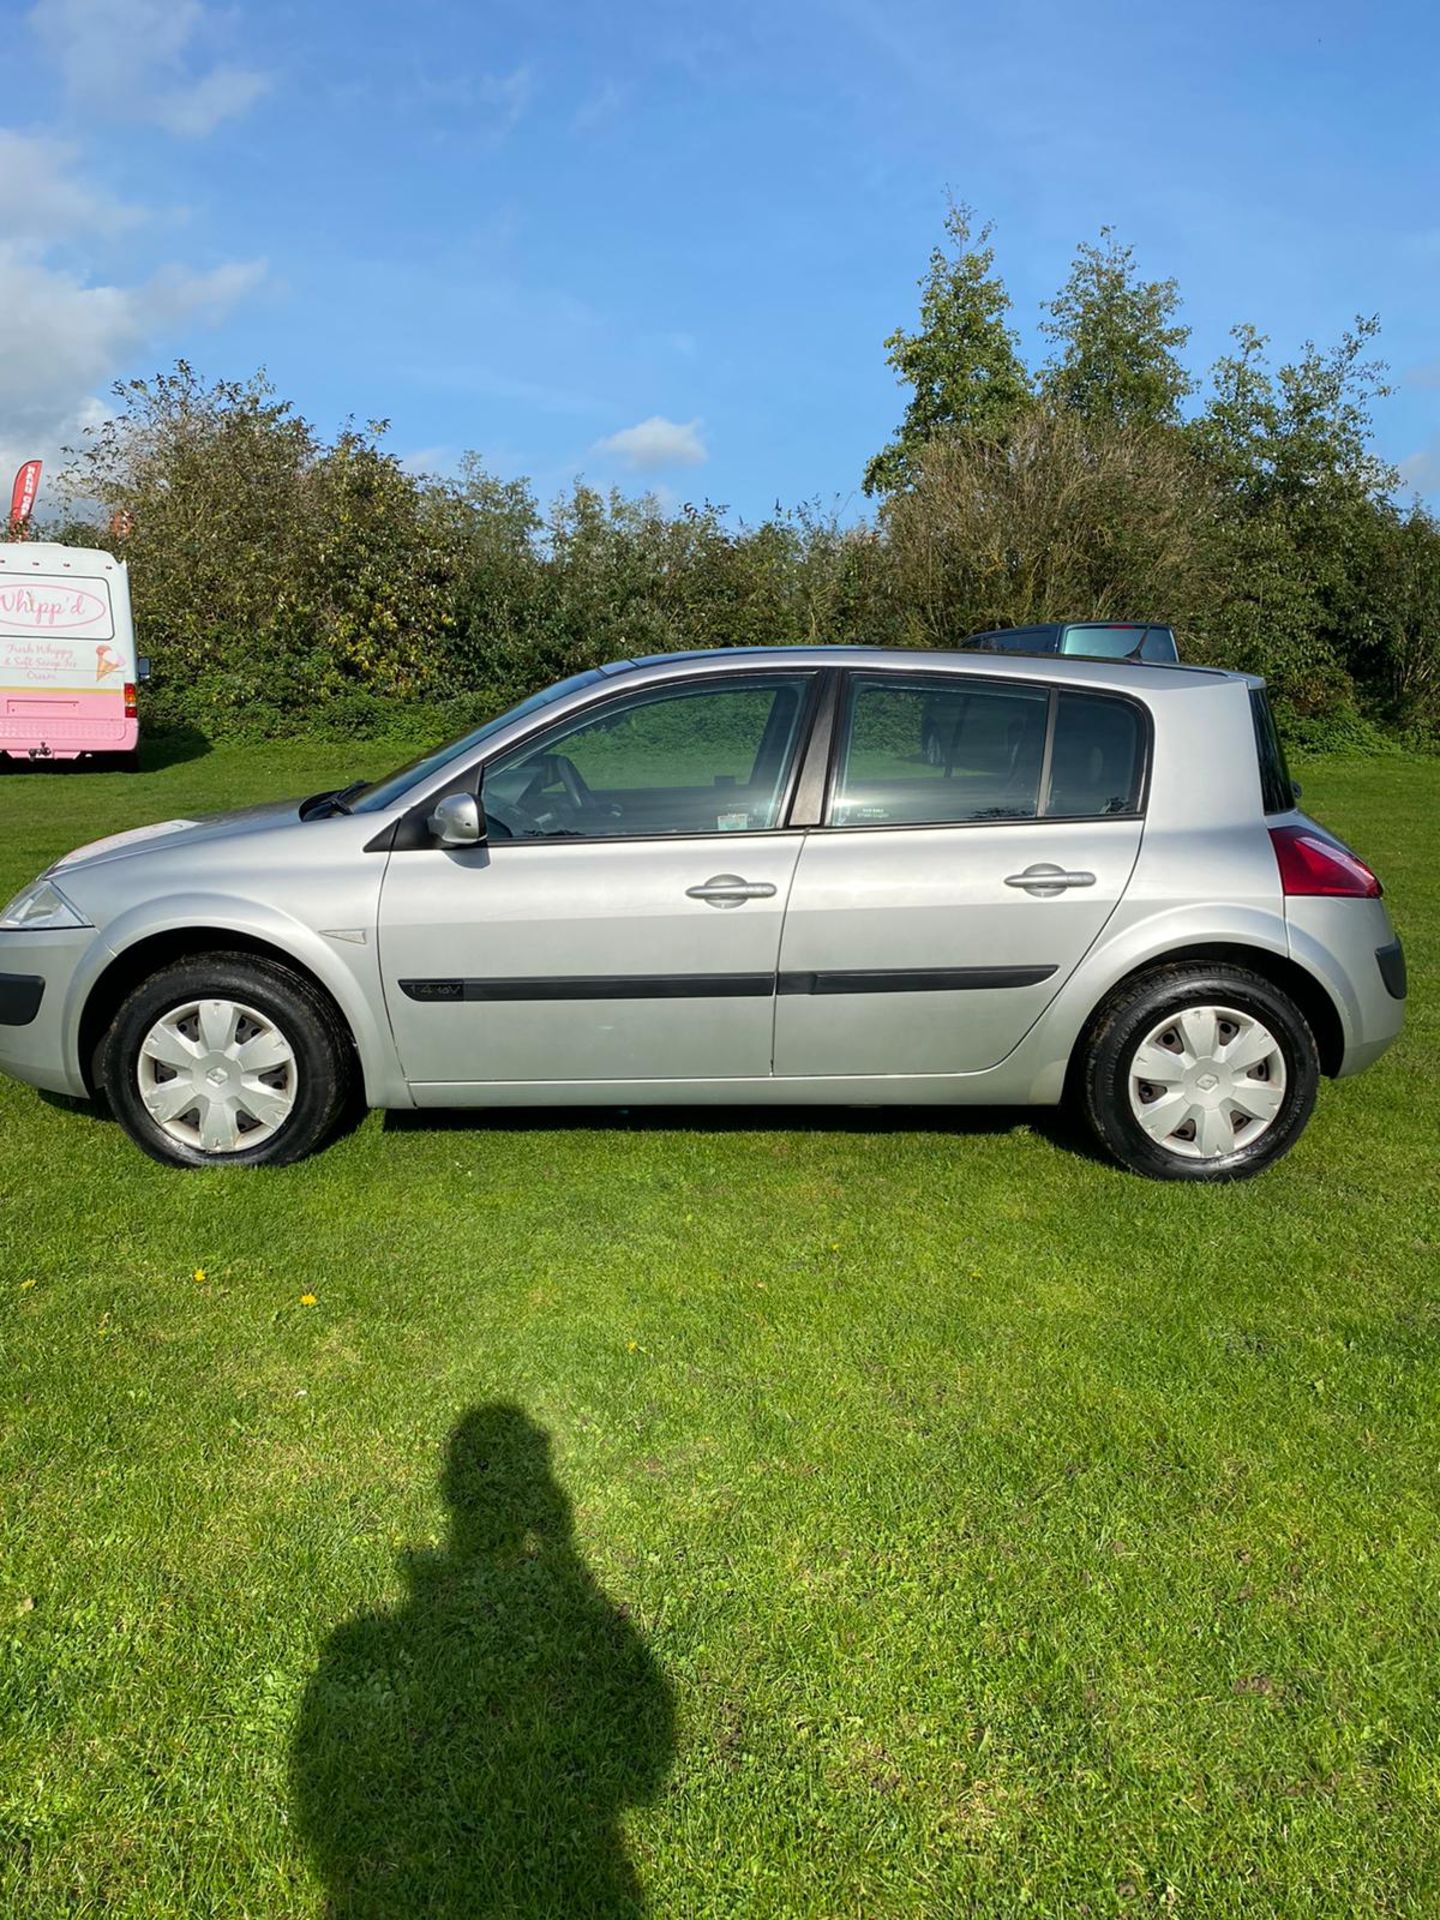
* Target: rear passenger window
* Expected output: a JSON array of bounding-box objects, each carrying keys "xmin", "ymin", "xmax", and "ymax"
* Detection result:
[
  {"xmin": 1045, "ymin": 691, "xmax": 1144, "ymax": 817},
  {"xmin": 831, "ymin": 678, "xmax": 1049, "ymax": 826}
]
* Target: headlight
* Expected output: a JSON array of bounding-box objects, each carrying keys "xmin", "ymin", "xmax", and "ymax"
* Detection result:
[{"xmin": 0, "ymin": 880, "xmax": 92, "ymax": 932}]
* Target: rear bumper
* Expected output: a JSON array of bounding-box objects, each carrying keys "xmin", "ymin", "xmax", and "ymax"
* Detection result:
[
  {"xmin": 0, "ymin": 931, "xmax": 94, "ymax": 1097},
  {"xmin": 1286, "ymin": 898, "xmax": 1406, "ymax": 1078},
  {"xmin": 0, "ymin": 716, "xmax": 138, "ymax": 761}
]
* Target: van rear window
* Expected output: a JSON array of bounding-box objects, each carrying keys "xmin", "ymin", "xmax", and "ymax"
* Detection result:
[{"xmin": 0, "ymin": 574, "xmax": 115, "ymax": 641}]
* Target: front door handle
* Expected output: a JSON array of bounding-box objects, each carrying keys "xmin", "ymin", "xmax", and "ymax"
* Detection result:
[
  {"xmin": 1004, "ymin": 864, "xmax": 1097, "ymax": 898},
  {"xmin": 686, "ymin": 874, "xmax": 778, "ymax": 909}
]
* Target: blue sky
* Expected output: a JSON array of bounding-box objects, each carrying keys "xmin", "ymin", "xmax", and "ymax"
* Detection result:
[{"xmin": 4, "ymin": 0, "xmax": 1439, "ymax": 520}]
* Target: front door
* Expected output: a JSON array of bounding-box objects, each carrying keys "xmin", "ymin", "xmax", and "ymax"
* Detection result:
[
  {"xmin": 379, "ymin": 671, "xmax": 816, "ymax": 1093},
  {"xmin": 774, "ymin": 671, "xmax": 1147, "ymax": 1077}
]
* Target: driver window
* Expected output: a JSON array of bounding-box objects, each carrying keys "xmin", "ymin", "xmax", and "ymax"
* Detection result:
[{"xmin": 480, "ymin": 675, "xmax": 813, "ymax": 840}]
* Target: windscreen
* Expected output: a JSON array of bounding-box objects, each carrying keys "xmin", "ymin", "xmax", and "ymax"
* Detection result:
[
  {"xmin": 1061, "ymin": 624, "xmax": 1174, "ymax": 660},
  {"xmin": 349, "ymin": 669, "xmax": 609, "ymax": 813}
]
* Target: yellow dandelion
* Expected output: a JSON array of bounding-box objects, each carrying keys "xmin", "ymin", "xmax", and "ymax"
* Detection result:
[
  {"xmin": 193, "ymin": 1268, "xmax": 206, "ymax": 1284},
  {"xmin": 19, "ymin": 1279, "xmax": 35, "ymax": 1292},
  {"xmin": 299, "ymin": 1293, "xmax": 318, "ymax": 1307}
]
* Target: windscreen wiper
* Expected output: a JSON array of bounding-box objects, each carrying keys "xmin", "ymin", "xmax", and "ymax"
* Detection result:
[{"xmin": 300, "ymin": 779, "xmax": 369, "ymax": 821}]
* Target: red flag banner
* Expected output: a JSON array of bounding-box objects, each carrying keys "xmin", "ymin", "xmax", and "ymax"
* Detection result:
[{"xmin": 9, "ymin": 460, "xmax": 42, "ymax": 527}]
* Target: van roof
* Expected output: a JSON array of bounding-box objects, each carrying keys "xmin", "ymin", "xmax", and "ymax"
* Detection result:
[{"xmin": 0, "ymin": 542, "xmax": 123, "ymax": 570}]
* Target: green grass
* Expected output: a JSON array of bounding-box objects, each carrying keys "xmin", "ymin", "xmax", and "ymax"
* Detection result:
[{"xmin": 2, "ymin": 742, "xmax": 1438, "ymax": 1917}]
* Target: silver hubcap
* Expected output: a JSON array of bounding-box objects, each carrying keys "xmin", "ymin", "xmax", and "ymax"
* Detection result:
[
  {"xmin": 136, "ymin": 998, "xmax": 299, "ymax": 1154},
  {"xmin": 1128, "ymin": 1004, "xmax": 1286, "ymax": 1160}
]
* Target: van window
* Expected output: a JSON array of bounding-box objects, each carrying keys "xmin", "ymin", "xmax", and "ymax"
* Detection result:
[
  {"xmin": 991, "ymin": 629, "xmax": 1059, "ymax": 654},
  {"xmin": 0, "ymin": 573, "xmax": 115, "ymax": 643}
]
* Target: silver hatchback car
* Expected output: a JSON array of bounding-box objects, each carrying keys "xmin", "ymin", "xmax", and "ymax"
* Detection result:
[{"xmin": 0, "ymin": 647, "xmax": 1406, "ymax": 1178}]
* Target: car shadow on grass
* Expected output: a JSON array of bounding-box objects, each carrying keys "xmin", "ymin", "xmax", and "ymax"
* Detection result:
[
  {"xmin": 383, "ymin": 1101, "xmax": 1111, "ymax": 1165},
  {"xmin": 291, "ymin": 1404, "xmax": 676, "ymax": 1918}
]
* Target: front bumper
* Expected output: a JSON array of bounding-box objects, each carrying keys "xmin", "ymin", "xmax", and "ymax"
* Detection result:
[{"xmin": 0, "ymin": 929, "xmax": 97, "ymax": 1097}]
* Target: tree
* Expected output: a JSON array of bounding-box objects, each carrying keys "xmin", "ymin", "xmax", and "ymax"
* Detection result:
[
  {"xmin": 863, "ymin": 202, "xmax": 1032, "ymax": 495},
  {"xmin": 882, "ymin": 408, "xmax": 1215, "ymax": 646},
  {"xmin": 1040, "ymin": 229, "xmax": 1192, "ymax": 430},
  {"xmin": 1188, "ymin": 319, "xmax": 1400, "ymax": 710}
]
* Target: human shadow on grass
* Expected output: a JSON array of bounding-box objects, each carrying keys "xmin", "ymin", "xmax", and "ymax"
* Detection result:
[{"xmin": 292, "ymin": 1405, "xmax": 675, "ymax": 1918}]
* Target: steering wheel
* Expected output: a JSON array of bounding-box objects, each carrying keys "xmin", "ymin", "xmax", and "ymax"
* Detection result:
[
  {"xmin": 480, "ymin": 794, "xmax": 535, "ymax": 840},
  {"xmin": 540, "ymin": 752, "xmax": 595, "ymax": 813}
]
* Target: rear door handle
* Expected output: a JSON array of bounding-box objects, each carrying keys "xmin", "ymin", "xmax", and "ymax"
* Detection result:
[
  {"xmin": 686, "ymin": 874, "xmax": 778, "ymax": 909},
  {"xmin": 1004, "ymin": 864, "xmax": 1097, "ymax": 898}
]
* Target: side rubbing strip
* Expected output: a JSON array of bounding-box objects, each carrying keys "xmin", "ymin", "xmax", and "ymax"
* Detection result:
[
  {"xmin": 400, "ymin": 975, "xmax": 774, "ymax": 1003},
  {"xmin": 778, "ymin": 966, "xmax": 1057, "ymax": 995},
  {"xmin": 399, "ymin": 966, "xmax": 1056, "ymax": 1004}
]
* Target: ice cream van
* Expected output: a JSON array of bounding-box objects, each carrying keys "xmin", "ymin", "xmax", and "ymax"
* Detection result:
[{"xmin": 0, "ymin": 543, "xmax": 147, "ymax": 769}]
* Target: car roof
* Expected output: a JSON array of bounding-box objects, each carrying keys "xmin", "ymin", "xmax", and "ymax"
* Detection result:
[{"xmin": 601, "ymin": 644, "xmax": 1257, "ymax": 692}]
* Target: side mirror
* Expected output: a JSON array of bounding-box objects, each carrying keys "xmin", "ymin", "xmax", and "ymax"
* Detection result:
[
  {"xmin": 136, "ymin": 656, "xmax": 152, "ymax": 683},
  {"xmin": 427, "ymin": 791, "xmax": 486, "ymax": 848}
]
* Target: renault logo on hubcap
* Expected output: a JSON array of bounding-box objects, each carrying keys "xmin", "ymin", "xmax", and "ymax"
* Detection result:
[
  {"xmin": 206, "ymin": 1065, "xmax": 229, "ymax": 1087},
  {"xmin": 1195, "ymin": 1071, "xmax": 1219, "ymax": 1092}
]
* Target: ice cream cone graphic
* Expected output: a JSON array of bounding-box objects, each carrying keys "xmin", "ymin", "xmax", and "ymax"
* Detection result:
[{"xmin": 95, "ymin": 643, "xmax": 121, "ymax": 680}]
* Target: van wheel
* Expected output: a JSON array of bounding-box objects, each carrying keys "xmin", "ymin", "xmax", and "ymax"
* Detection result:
[
  {"xmin": 1081, "ymin": 963, "xmax": 1319, "ymax": 1180},
  {"xmin": 101, "ymin": 953, "xmax": 352, "ymax": 1168}
]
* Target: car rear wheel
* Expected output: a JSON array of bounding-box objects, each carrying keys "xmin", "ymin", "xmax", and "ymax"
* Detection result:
[
  {"xmin": 101, "ymin": 953, "xmax": 352, "ymax": 1168},
  {"xmin": 1081, "ymin": 963, "xmax": 1320, "ymax": 1180}
]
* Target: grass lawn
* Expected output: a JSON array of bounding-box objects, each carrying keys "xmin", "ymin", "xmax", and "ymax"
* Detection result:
[{"xmin": 2, "ymin": 739, "xmax": 1438, "ymax": 1917}]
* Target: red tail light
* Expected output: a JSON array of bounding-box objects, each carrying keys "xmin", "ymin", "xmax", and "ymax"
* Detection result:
[
  {"xmin": 124, "ymin": 681, "xmax": 138, "ymax": 718},
  {"xmin": 1270, "ymin": 825, "xmax": 1381, "ymax": 898}
]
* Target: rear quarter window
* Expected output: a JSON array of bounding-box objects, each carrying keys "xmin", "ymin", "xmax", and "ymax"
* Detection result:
[{"xmin": 1044, "ymin": 690, "xmax": 1146, "ymax": 817}]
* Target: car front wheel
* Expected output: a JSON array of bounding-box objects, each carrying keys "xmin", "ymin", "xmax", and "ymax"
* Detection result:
[
  {"xmin": 101, "ymin": 953, "xmax": 352, "ymax": 1168},
  {"xmin": 1081, "ymin": 963, "xmax": 1320, "ymax": 1180}
]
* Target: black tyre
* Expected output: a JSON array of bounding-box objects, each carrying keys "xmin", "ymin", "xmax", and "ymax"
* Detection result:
[
  {"xmin": 1081, "ymin": 963, "xmax": 1320, "ymax": 1181},
  {"xmin": 100, "ymin": 952, "xmax": 353, "ymax": 1168}
]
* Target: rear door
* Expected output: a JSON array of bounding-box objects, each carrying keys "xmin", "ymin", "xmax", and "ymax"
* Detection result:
[{"xmin": 774, "ymin": 670, "xmax": 1148, "ymax": 1077}]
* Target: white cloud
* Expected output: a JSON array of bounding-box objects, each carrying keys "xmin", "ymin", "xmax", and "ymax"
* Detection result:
[
  {"xmin": 593, "ymin": 415, "xmax": 708, "ymax": 472},
  {"xmin": 0, "ymin": 245, "xmax": 265, "ymax": 485},
  {"xmin": 0, "ymin": 51, "xmax": 266, "ymax": 492},
  {"xmin": 398, "ymin": 445, "xmax": 456, "ymax": 479},
  {"xmin": 478, "ymin": 66, "xmax": 533, "ymax": 142},
  {"xmin": 28, "ymin": 0, "xmax": 269, "ymax": 138},
  {"xmin": 572, "ymin": 78, "xmax": 627, "ymax": 137},
  {"xmin": 0, "ymin": 129, "xmax": 143, "ymax": 243},
  {"xmin": 1398, "ymin": 440, "xmax": 1440, "ymax": 496}
]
